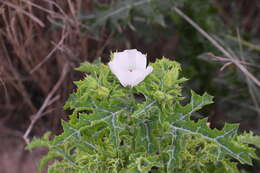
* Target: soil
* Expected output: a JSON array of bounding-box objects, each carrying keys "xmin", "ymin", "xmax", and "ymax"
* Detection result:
[{"xmin": 0, "ymin": 137, "xmax": 40, "ymax": 173}]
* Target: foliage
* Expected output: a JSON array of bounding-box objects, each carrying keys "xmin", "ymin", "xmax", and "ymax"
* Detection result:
[
  {"xmin": 81, "ymin": 0, "xmax": 175, "ymax": 36},
  {"xmin": 27, "ymin": 58, "xmax": 259, "ymax": 173},
  {"xmin": 81, "ymin": 0, "xmax": 260, "ymax": 132}
]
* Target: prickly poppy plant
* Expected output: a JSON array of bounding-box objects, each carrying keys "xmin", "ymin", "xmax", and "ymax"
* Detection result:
[{"xmin": 27, "ymin": 53, "xmax": 260, "ymax": 173}]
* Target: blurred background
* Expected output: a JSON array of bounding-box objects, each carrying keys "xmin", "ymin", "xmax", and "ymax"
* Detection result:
[{"xmin": 0, "ymin": 0, "xmax": 260, "ymax": 172}]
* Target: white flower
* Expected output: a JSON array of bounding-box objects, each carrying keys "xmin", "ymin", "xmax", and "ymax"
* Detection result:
[{"xmin": 108, "ymin": 49, "xmax": 153, "ymax": 87}]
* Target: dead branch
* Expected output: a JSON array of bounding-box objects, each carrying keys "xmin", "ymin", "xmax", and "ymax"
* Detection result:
[
  {"xmin": 173, "ymin": 7, "xmax": 260, "ymax": 89},
  {"xmin": 0, "ymin": 0, "xmax": 45, "ymax": 27},
  {"xmin": 208, "ymin": 53, "xmax": 260, "ymax": 88},
  {"xmin": 23, "ymin": 63, "xmax": 69, "ymax": 144},
  {"xmin": 30, "ymin": 31, "xmax": 69, "ymax": 74}
]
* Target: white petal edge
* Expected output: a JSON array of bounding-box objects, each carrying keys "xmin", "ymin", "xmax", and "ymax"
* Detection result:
[
  {"xmin": 130, "ymin": 66, "xmax": 153, "ymax": 87},
  {"xmin": 108, "ymin": 61, "xmax": 128, "ymax": 87}
]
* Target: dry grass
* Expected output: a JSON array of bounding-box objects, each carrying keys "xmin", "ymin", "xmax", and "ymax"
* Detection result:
[
  {"xmin": 0, "ymin": 0, "xmax": 98, "ymax": 136},
  {"xmin": 0, "ymin": 1, "xmax": 101, "ymax": 172},
  {"xmin": 0, "ymin": 0, "xmax": 260, "ymax": 173}
]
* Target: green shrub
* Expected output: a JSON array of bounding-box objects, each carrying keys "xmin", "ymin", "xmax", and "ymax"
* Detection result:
[{"xmin": 27, "ymin": 57, "xmax": 259, "ymax": 173}]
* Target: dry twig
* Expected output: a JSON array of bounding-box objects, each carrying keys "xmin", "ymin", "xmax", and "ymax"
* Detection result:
[
  {"xmin": 23, "ymin": 63, "xmax": 69, "ymax": 144},
  {"xmin": 30, "ymin": 31, "xmax": 69, "ymax": 74},
  {"xmin": 173, "ymin": 7, "xmax": 260, "ymax": 88},
  {"xmin": 208, "ymin": 53, "xmax": 260, "ymax": 88},
  {"xmin": 0, "ymin": 0, "xmax": 45, "ymax": 27}
]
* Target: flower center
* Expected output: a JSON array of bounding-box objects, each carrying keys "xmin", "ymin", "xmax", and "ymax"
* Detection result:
[{"xmin": 128, "ymin": 64, "xmax": 136, "ymax": 72}]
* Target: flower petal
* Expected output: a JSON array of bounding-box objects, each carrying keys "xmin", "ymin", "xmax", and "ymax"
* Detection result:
[
  {"xmin": 134, "ymin": 50, "xmax": 147, "ymax": 70},
  {"xmin": 145, "ymin": 66, "xmax": 153, "ymax": 76},
  {"xmin": 108, "ymin": 61, "xmax": 128, "ymax": 86},
  {"xmin": 108, "ymin": 49, "xmax": 153, "ymax": 87},
  {"xmin": 112, "ymin": 51, "xmax": 131, "ymax": 70},
  {"xmin": 130, "ymin": 67, "xmax": 153, "ymax": 87}
]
